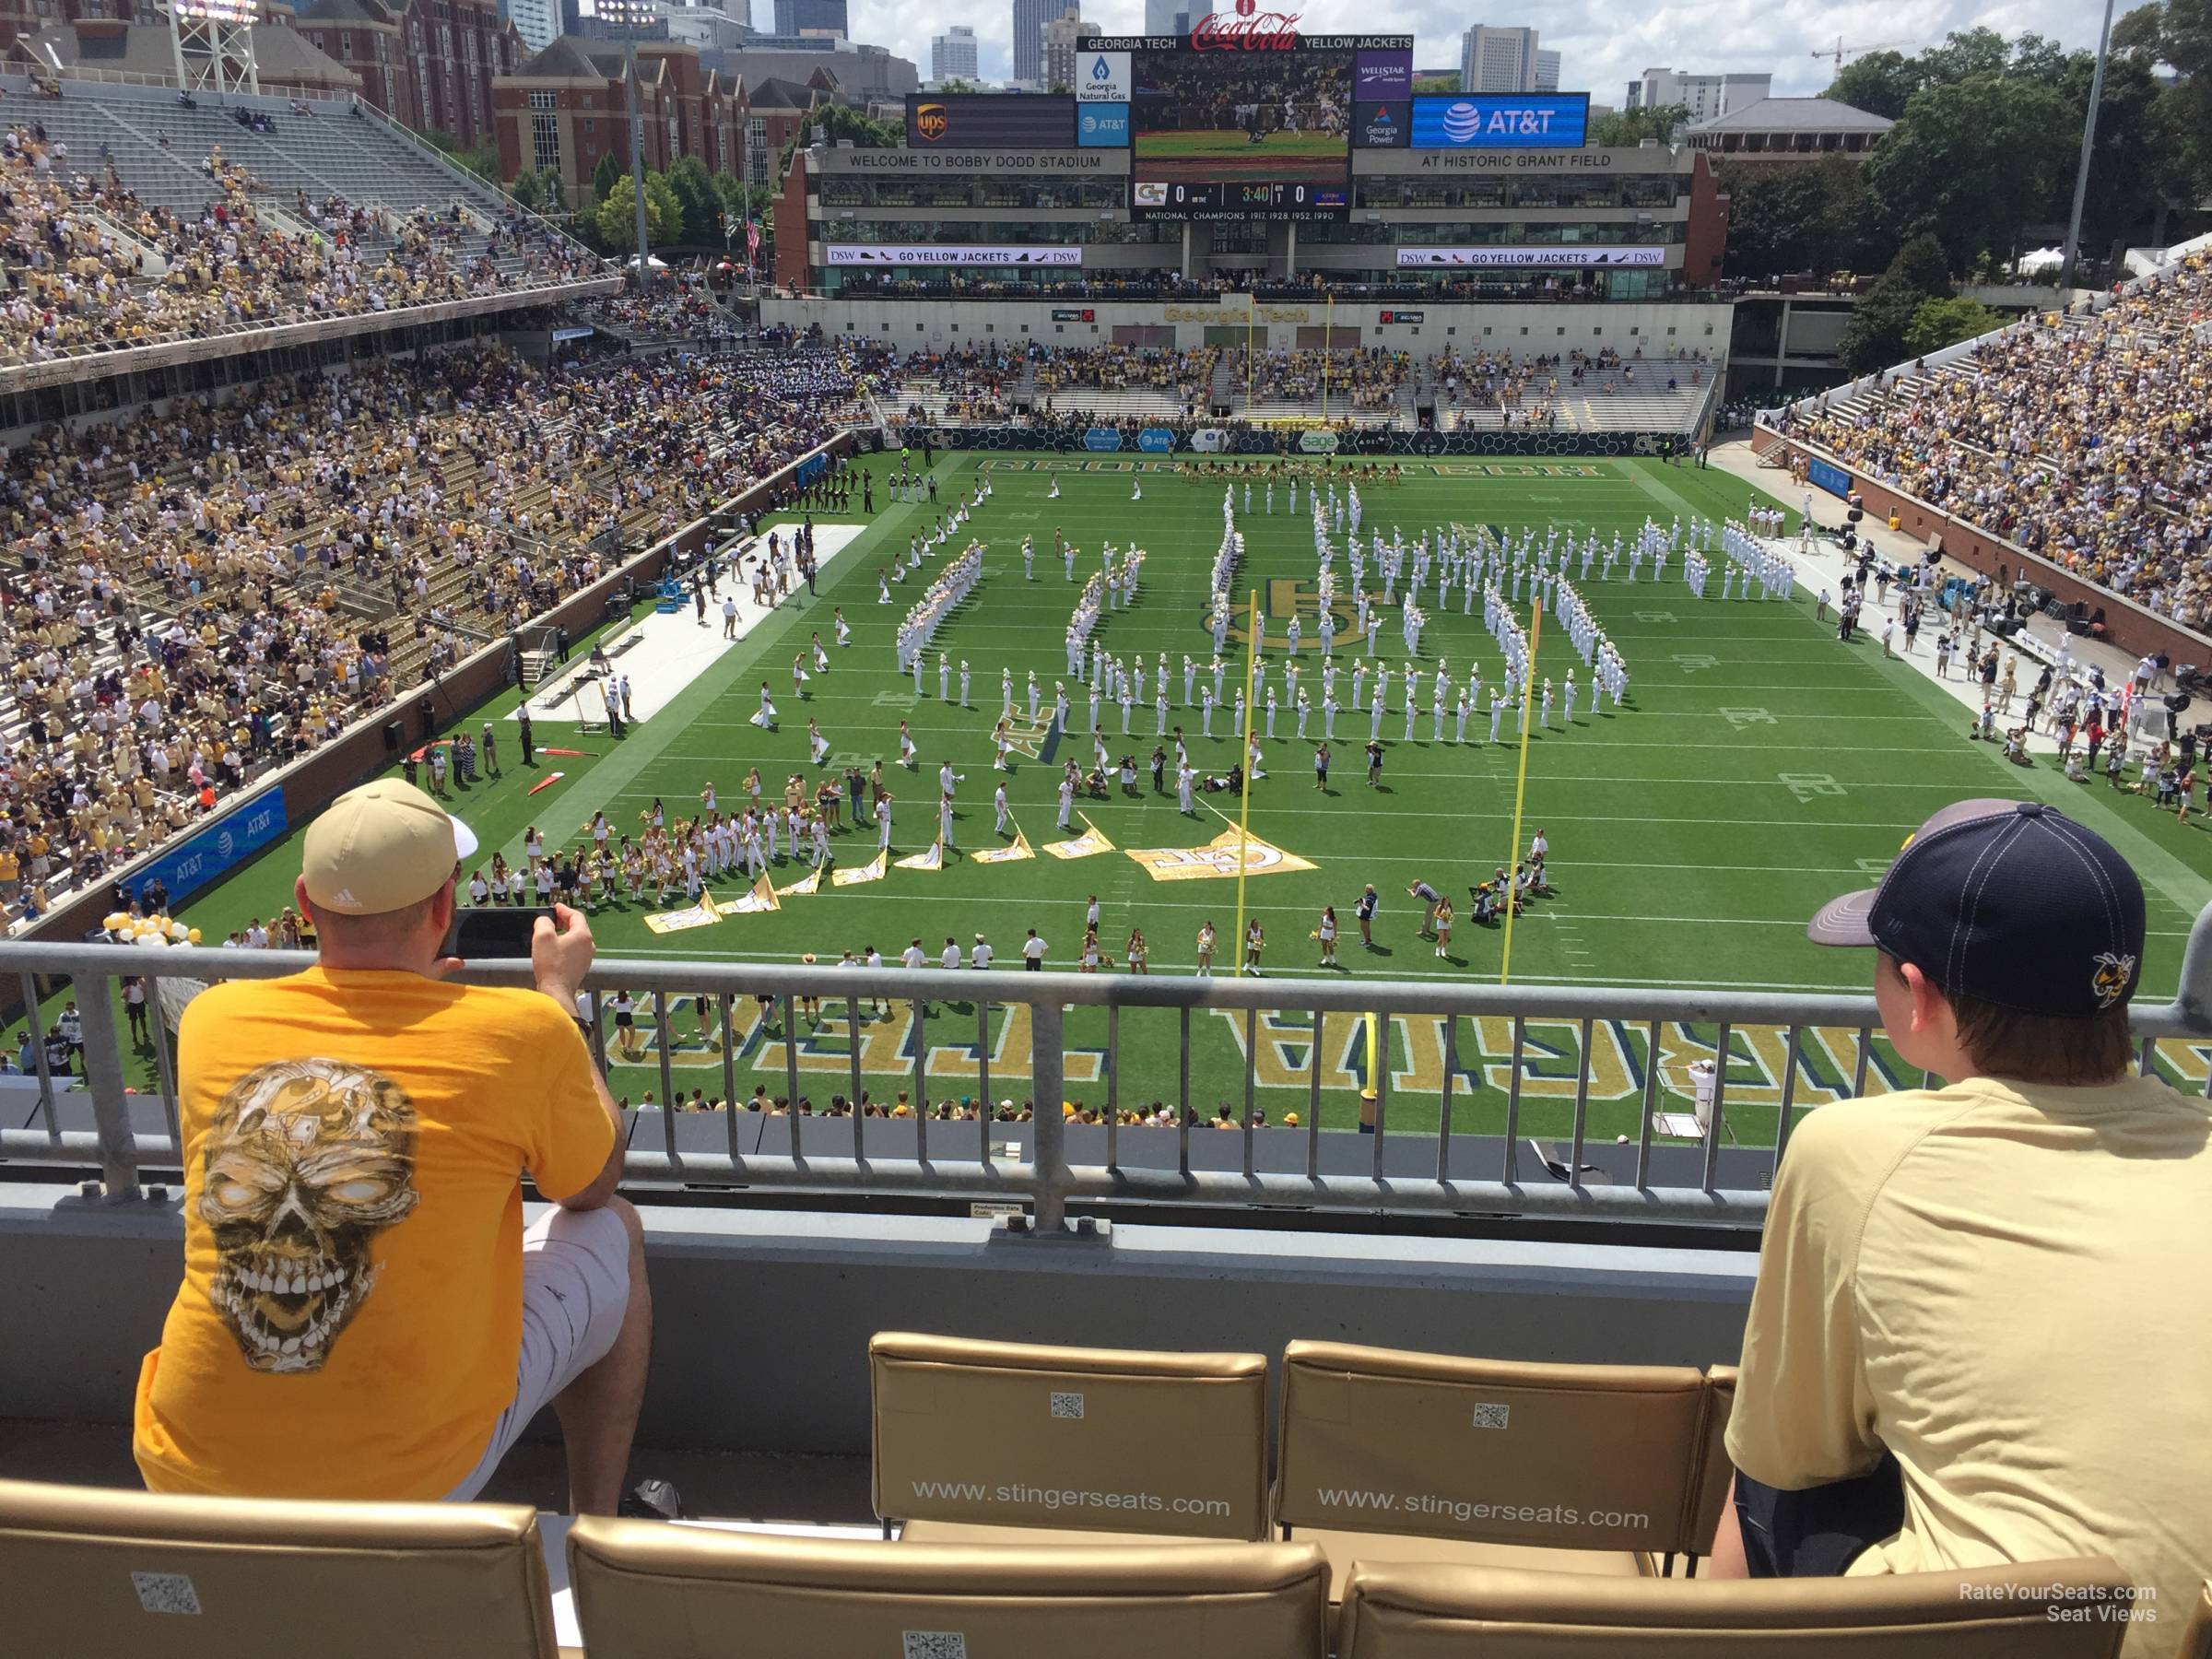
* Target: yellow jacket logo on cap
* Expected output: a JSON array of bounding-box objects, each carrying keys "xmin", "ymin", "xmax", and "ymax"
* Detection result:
[{"xmin": 2090, "ymin": 952, "xmax": 2135, "ymax": 1008}]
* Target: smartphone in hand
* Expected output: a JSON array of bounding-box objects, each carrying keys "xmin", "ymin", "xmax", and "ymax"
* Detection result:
[{"xmin": 444, "ymin": 905, "xmax": 559, "ymax": 959}]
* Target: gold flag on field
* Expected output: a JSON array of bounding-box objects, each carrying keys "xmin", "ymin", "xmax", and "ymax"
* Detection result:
[
  {"xmin": 971, "ymin": 828, "xmax": 1034, "ymax": 865},
  {"xmin": 831, "ymin": 850, "xmax": 888, "ymax": 887},
  {"xmin": 717, "ymin": 875, "xmax": 780, "ymax": 914},
  {"xmin": 775, "ymin": 865, "xmax": 822, "ymax": 897},
  {"xmin": 1125, "ymin": 827, "xmax": 1317, "ymax": 883},
  {"xmin": 893, "ymin": 839, "xmax": 944, "ymax": 871},
  {"xmin": 1043, "ymin": 815, "xmax": 1114, "ymax": 860},
  {"xmin": 643, "ymin": 897, "xmax": 721, "ymax": 934}
]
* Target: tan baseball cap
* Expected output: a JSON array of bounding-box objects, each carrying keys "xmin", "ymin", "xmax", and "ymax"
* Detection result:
[{"xmin": 301, "ymin": 779, "xmax": 478, "ymax": 916}]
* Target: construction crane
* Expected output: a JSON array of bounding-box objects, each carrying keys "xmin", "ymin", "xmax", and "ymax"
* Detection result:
[{"xmin": 1813, "ymin": 37, "xmax": 1911, "ymax": 72}]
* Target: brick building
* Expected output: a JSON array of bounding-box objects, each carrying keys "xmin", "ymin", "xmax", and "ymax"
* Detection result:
[
  {"xmin": 290, "ymin": 0, "xmax": 525, "ymax": 149},
  {"xmin": 491, "ymin": 37, "xmax": 822, "ymax": 210}
]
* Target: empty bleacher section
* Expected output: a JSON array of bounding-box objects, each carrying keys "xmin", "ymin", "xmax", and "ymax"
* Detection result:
[
  {"xmin": 1765, "ymin": 239, "xmax": 2211, "ymax": 636},
  {"xmin": 1, "ymin": 81, "xmax": 607, "ymax": 386}
]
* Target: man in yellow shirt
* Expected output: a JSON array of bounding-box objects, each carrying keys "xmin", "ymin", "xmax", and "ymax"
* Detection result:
[
  {"xmin": 1715, "ymin": 800, "xmax": 2210, "ymax": 1659},
  {"xmin": 134, "ymin": 779, "xmax": 653, "ymax": 1513}
]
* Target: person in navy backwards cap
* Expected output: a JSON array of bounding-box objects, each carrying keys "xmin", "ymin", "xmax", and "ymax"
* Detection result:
[{"xmin": 1711, "ymin": 799, "xmax": 2211, "ymax": 1659}]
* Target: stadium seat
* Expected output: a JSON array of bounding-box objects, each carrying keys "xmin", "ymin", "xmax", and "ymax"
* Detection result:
[
  {"xmin": 1334, "ymin": 1558, "xmax": 2136, "ymax": 1657},
  {"xmin": 0, "ymin": 1477, "xmax": 557, "ymax": 1658},
  {"xmin": 869, "ymin": 1330, "xmax": 1270, "ymax": 1543},
  {"xmin": 566, "ymin": 1522, "xmax": 1330, "ymax": 1659},
  {"xmin": 2185, "ymin": 1581, "xmax": 2212, "ymax": 1659},
  {"xmin": 1274, "ymin": 1342, "xmax": 1737, "ymax": 1596}
]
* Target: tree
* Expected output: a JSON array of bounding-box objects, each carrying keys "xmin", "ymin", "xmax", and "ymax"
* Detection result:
[
  {"xmin": 1717, "ymin": 154, "xmax": 1876, "ymax": 280},
  {"xmin": 1411, "ymin": 74, "xmax": 1457, "ymax": 95},
  {"xmin": 1839, "ymin": 234, "xmax": 1956, "ymax": 371},
  {"xmin": 2115, "ymin": 0, "xmax": 2212, "ymax": 198},
  {"xmin": 1902, "ymin": 295, "xmax": 2006, "ymax": 356},
  {"xmin": 664, "ymin": 154, "xmax": 720, "ymax": 244},
  {"xmin": 1865, "ymin": 75, "xmax": 2072, "ymax": 270},
  {"xmin": 592, "ymin": 152, "xmax": 621, "ymax": 204},
  {"xmin": 596, "ymin": 172, "xmax": 674, "ymax": 250},
  {"xmin": 420, "ymin": 126, "xmax": 500, "ymax": 183},
  {"xmin": 778, "ymin": 101, "xmax": 901, "ymax": 173},
  {"xmin": 1824, "ymin": 51, "xmax": 1919, "ymax": 119},
  {"xmin": 509, "ymin": 168, "xmax": 547, "ymax": 211},
  {"xmin": 1588, "ymin": 102, "xmax": 1689, "ymax": 147}
]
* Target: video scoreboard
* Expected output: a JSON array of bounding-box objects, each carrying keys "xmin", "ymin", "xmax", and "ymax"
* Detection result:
[{"xmin": 1083, "ymin": 33, "xmax": 1412, "ymax": 222}]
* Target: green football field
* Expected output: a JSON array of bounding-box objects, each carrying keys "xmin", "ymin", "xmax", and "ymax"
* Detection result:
[{"xmin": 120, "ymin": 453, "xmax": 2212, "ymax": 1139}]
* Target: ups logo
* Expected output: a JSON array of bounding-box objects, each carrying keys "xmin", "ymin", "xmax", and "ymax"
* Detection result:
[{"xmin": 915, "ymin": 102, "xmax": 948, "ymax": 141}]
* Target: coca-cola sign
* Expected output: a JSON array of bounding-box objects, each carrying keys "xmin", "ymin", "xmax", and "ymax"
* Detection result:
[{"xmin": 1190, "ymin": 8, "xmax": 1301, "ymax": 49}]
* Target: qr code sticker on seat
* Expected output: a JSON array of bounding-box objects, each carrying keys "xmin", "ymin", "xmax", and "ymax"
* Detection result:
[
  {"xmin": 1471, "ymin": 1403, "xmax": 1511, "ymax": 1430},
  {"xmin": 903, "ymin": 1631, "xmax": 967, "ymax": 1659},
  {"xmin": 1050, "ymin": 1391, "xmax": 1085, "ymax": 1419},
  {"xmin": 131, "ymin": 1571, "xmax": 202, "ymax": 1615}
]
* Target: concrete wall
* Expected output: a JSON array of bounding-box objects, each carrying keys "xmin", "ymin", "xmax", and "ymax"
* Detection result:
[
  {"xmin": 1749, "ymin": 426, "xmax": 2208, "ymax": 665},
  {"xmin": 0, "ymin": 1186, "xmax": 1757, "ymax": 1455},
  {"xmin": 764, "ymin": 296, "xmax": 1733, "ymax": 360}
]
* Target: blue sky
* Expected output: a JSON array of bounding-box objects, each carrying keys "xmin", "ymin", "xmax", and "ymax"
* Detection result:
[{"xmin": 874, "ymin": 0, "xmax": 2111, "ymax": 105}]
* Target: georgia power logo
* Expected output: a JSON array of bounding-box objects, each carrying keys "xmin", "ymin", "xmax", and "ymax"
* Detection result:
[{"xmin": 914, "ymin": 101, "xmax": 948, "ymax": 141}]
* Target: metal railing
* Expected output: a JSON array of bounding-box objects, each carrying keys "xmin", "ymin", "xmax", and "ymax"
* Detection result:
[{"xmin": 6, "ymin": 902, "xmax": 2209, "ymax": 1229}]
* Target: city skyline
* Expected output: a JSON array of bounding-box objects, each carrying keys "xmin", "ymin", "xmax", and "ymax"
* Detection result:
[{"xmin": 836, "ymin": 0, "xmax": 2113, "ymax": 110}]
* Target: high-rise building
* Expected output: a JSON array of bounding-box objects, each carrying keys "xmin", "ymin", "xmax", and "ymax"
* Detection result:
[
  {"xmin": 772, "ymin": 0, "xmax": 846, "ymax": 38},
  {"xmin": 506, "ymin": 0, "xmax": 559, "ymax": 53},
  {"xmin": 1625, "ymin": 67, "xmax": 1771, "ymax": 124},
  {"xmin": 1012, "ymin": 0, "xmax": 1077, "ymax": 85},
  {"xmin": 1142, "ymin": 0, "xmax": 1210, "ymax": 33},
  {"xmin": 932, "ymin": 24, "xmax": 978, "ymax": 81},
  {"xmin": 1535, "ymin": 49, "xmax": 1559, "ymax": 91},
  {"xmin": 1041, "ymin": 12, "xmax": 1100, "ymax": 91},
  {"xmin": 1459, "ymin": 25, "xmax": 1541, "ymax": 94}
]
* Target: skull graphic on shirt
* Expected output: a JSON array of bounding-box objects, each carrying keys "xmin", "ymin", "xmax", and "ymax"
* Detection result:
[{"xmin": 198, "ymin": 1056, "xmax": 420, "ymax": 1373}]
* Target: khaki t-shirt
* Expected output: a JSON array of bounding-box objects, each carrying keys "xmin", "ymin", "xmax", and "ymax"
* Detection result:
[
  {"xmin": 134, "ymin": 967, "xmax": 613, "ymax": 1500},
  {"xmin": 1727, "ymin": 1075, "xmax": 2212, "ymax": 1657}
]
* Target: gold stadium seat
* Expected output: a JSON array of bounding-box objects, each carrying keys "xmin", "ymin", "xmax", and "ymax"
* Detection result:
[
  {"xmin": 0, "ymin": 1477, "xmax": 557, "ymax": 1659},
  {"xmin": 1335, "ymin": 1558, "xmax": 2136, "ymax": 1658},
  {"xmin": 870, "ymin": 1330, "xmax": 1270, "ymax": 1544},
  {"xmin": 567, "ymin": 1521, "xmax": 1330, "ymax": 1659},
  {"xmin": 1275, "ymin": 1342, "xmax": 1738, "ymax": 1598}
]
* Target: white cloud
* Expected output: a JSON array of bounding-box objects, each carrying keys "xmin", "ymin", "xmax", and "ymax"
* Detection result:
[{"xmin": 858, "ymin": 0, "xmax": 2112, "ymax": 104}]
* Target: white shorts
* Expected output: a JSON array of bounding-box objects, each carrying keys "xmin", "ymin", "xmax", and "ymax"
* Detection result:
[{"xmin": 442, "ymin": 1205, "xmax": 631, "ymax": 1501}]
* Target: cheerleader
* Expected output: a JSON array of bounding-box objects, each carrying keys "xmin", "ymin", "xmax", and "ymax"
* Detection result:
[
  {"xmin": 793, "ymin": 653, "xmax": 811, "ymax": 700},
  {"xmin": 752, "ymin": 683, "xmax": 778, "ymax": 729},
  {"xmin": 807, "ymin": 719, "xmax": 830, "ymax": 766},
  {"xmin": 524, "ymin": 825, "xmax": 546, "ymax": 867},
  {"xmin": 745, "ymin": 766, "xmax": 763, "ymax": 810},
  {"xmin": 504, "ymin": 863, "xmax": 526, "ymax": 904},
  {"xmin": 1080, "ymin": 927, "xmax": 1101, "ymax": 972},
  {"xmin": 1126, "ymin": 928, "xmax": 1148, "ymax": 974},
  {"xmin": 488, "ymin": 851, "xmax": 512, "ymax": 903},
  {"xmin": 898, "ymin": 721, "xmax": 918, "ymax": 769},
  {"xmin": 1433, "ymin": 897, "xmax": 1454, "ymax": 959},
  {"xmin": 1243, "ymin": 918, "xmax": 1265, "ymax": 975},
  {"xmin": 834, "ymin": 607, "xmax": 851, "ymax": 647},
  {"xmin": 466, "ymin": 868, "xmax": 490, "ymax": 906},
  {"xmin": 1318, "ymin": 905, "xmax": 1337, "ymax": 967},
  {"xmin": 994, "ymin": 720, "xmax": 1013, "ymax": 771},
  {"xmin": 811, "ymin": 632, "xmax": 830, "ymax": 672}
]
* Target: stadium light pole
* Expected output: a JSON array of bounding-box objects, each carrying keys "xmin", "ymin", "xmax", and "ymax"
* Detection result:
[
  {"xmin": 604, "ymin": 0, "xmax": 655, "ymax": 284},
  {"xmin": 2060, "ymin": 0, "xmax": 2117, "ymax": 290}
]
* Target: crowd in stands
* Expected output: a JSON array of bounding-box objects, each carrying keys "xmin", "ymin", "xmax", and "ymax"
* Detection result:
[
  {"xmin": 886, "ymin": 343, "xmax": 1024, "ymax": 423},
  {"xmin": 1773, "ymin": 252, "xmax": 2210, "ymax": 630},
  {"xmin": 1033, "ymin": 343, "xmax": 1218, "ymax": 408},
  {"xmin": 572, "ymin": 286, "xmax": 743, "ymax": 345},
  {"xmin": 0, "ymin": 338, "xmax": 869, "ymax": 930},
  {"xmin": 1, "ymin": 120, "xmax": 600, "ymax": 370},
  {"xmin": 1247, "ymin": 346, "xmax": 1408, "ymax": 411}
]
